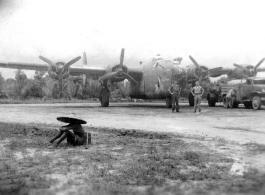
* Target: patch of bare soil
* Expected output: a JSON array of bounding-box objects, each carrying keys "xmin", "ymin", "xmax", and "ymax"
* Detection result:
[{"xmin": 0, "ymin": 122, "xmax": 265, "ymax": 195}]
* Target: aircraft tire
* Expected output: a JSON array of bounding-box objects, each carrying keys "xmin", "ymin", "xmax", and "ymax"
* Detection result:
[
  {"xmin": 252, "ymin": 96, "xmax": 261, "ymax": 110},
  {"xmin": 166, "ymin": 98, "xmax": 172, "ymax": 108},
  {"xmin": 99, "ymin": 88, "xmax": 110, "ymax": 107},
  {"xmin": 189, "ymin": 93, "xmax": 194, "ymax": 106}
]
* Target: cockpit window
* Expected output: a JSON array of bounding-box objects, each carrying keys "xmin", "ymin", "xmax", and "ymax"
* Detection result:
[{"xmin": 253, "ymin": 80, "xmax": 265, "ymax": 85}]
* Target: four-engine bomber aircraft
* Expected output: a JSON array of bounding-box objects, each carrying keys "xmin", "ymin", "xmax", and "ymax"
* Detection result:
[{"xmin": 0, "ymin": 49, "xmax": 221, "ymax": 107}]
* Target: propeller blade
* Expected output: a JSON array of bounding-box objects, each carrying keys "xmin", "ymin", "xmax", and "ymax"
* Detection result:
[
  {"xmin": 120, "ymin": 48, "xmax": 125, "ymax": 66},
  {"xmin": 257, "ymin": 68, "xmax": 265, "ymax": 72},
  {"xmin": 64, "ymin": 56, "xmax": 81, "ymax": 68},
  {"xmin": 83, "ymin": 52, "xmax": 87, "ymax": 65},
  {"xmin": 189, "ymin": 55, "xmax": 200, "ymax": 69},
  {"xmin": 39, "ymin": 56, "xmax": 57, "ymax": 68},
  {"xmin": 99, "ymin": 72, "xmax": 117, "ymax": 82},
  {"xmin": 233, "ymin": 63, "xmax": 247, "ymax": 70},
  {"xmin": 122, "ymin": 72, "xmax": 138, "ymax": 85},
  {"xmin": 255, "ymin": 58, "xmax": 265, "ymax": 70}
]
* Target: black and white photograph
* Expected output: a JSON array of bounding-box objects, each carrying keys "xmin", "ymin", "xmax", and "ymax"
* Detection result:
[{"xmin": 0, "ymin": 0, "xmax": 265, "ymax": 194}]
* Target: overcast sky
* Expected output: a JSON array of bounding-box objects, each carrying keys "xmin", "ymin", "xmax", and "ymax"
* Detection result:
[{"xmin": 0, "ymin": 0, "xmax": 265, "ymax": 78}]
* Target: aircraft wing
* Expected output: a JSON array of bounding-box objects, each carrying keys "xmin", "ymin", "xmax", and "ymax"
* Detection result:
[
  {"xmin": 257, "ymin": 68, "xmax": 265, "ymax": 72},
  {"xmin": 208, "ymin": 67, "xmax": 232, "ymax": 77},
  {"xmin": 0, "ymin": 62, "xmax": 106, "ymax": 76}
]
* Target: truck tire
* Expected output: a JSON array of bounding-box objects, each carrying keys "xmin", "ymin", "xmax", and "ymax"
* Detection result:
[
  {"xmin": 252, "ymin": 96, "xmax": 261, "ymax": 110},
  {"xmin": 208, "ymin": 97, "xmax": 216, "ymax": 107},
  {"xmin": 189, "ymin": 92, "xmax": 194, "ymax": 106},
  {"xmin": 166, "ymin": 98, "xmax": 172, "ymax": 108},
  {"xmin": 99, "ymin": 88, "xmax": 110, "ymax": 107},
  {"xmin": 244, "ymin": 102, "xmax": 252, "ymax": 109}
]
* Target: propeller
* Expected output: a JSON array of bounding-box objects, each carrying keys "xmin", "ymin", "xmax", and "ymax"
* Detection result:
[
  {"xmin": 233, "ymin": 58, "xmax": 265, "ymax": 77},
  {"xmin": 39, "ymin": 55, "xmax": 81, "ymax": 72},
  {"xmin": 189, "ymin": 55, "xmax": 209, "ymax": 79},
  {"xmin": 99, "ymin": 48, "xmax": 138, "ymax": 85},
  {"xmin": 39, "ymin": 55, "xmax": 80, "ymax": 98},
  {"xmin": 82, "ymin": 52, "xmax": 87, "ymax": 87}
]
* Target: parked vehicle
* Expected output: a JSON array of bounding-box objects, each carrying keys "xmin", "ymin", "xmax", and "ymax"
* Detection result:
[{"xmin": 220, "ymin": 77, "xmax": 265, "ymax": 110}]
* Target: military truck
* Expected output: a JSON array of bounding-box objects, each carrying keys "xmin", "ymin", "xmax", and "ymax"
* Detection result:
[{"xmin": 220, "ymin": 77, "xmax": 265, "ymax": 110}]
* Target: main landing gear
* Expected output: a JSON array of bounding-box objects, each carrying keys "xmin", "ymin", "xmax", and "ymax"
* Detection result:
[
  {"xmin": 99, "ymin": 87, "xmax": 110, "ymax": 107},
  {"xmin": 99, "ymin": 80, "xmax": 110, "ymax": 107}
]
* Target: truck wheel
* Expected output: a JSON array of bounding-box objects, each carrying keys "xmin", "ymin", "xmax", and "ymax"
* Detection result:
[
  {"xmin": 189, "ymin": 92, "xmax": 194, "ymax": 106},
  {"xmin": 208, "ymin": 97, "xmax": 216, "ymax": 107},
  {"xmin": 166, "ymin": 98, "xmax": 172, "ymax": 108},
  {"xmin": 244, "ymin": 102, "xmax": 252, "ymax": 109},
  {"xmin": 99, "ymin": 88, "xmax": 110, "ymax": 107},
  {"xmin": 252, "ymin": 96, "xmax": 261, "ymax": 110}
]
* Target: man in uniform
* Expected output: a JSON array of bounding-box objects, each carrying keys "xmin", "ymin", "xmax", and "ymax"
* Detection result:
[
  {"xmin": 191, "ymin": 81, "xmax": 204, "ymax": 112},
  {"xmin": 168, "ymin": 80, "xmax": 181, "ymax": 112},
  {"xmin": 225, "ymin": 88, "xmax": 236, "ymax": 109}
]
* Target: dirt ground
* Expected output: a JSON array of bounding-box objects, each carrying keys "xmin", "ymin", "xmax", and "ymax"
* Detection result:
[
  {"xmin": 0, "ymin": 102, "xmax": 265, "ymax": 194},
  {"xmin": 0, "ymin": 102, "xmax": 264, "ymax": 144}
]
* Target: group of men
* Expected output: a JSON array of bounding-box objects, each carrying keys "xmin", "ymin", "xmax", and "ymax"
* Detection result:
[{"xmin": 168, "ymin": 81, "xmax": 204, "ymax": 113}]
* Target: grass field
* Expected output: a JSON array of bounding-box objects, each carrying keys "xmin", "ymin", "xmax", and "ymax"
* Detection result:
[{"xmin": 0, "ymin": 122, "xmax": 264, "ymax": 195}]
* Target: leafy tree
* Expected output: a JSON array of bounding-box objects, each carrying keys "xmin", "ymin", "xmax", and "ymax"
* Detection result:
[{"xmin": 14, "ymin": 70, "xmax": 28, "ymax": 98}]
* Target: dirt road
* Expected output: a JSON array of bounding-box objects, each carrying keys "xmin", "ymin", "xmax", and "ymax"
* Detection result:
[{"xmin": 0, "ymin": 102, "xmax": 264, "ymax": 144}]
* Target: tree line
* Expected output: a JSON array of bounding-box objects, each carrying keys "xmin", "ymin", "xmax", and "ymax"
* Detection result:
[{"xmin": 0, "ymin": 70, "xmax": 102, "ymax": 100}]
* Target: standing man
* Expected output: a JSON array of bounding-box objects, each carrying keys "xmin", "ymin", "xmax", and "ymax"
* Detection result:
[
  {"xmin": 191, "ymin": 81, "xmax": 204, "ymax": 112},
  {"xmin": 225, "ymin": 88, "xmax": 236, "ymax": 109},
  {"xmin": 168, "ymin": 80, "xmax": 181, "ymax": 112}
]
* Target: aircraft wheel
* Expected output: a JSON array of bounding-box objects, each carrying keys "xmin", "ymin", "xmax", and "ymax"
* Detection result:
[
  {"xmin": 189, "ymin": 92, "xmax": 194, "ymax": 106},
  {"xmin": 99, "ymin": 88, "xmax": 110, "ymax": 107},
  {"xmin": 166, "ymin": 98, "xmax": 172, "ymax": 108},
  {"xmin": 252, "ymin": 96, "xmax": 261, "ymax": 110}
]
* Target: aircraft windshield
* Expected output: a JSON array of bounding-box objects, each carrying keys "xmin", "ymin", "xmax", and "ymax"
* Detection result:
[{"xmin": 253, "ymin": 80, "xmax": 265, "ymax": 85}]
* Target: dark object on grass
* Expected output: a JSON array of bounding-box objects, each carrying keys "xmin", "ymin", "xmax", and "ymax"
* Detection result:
[{"xmin": 57, "ymin": 117, "xmax": 87, "ymax": 124}]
